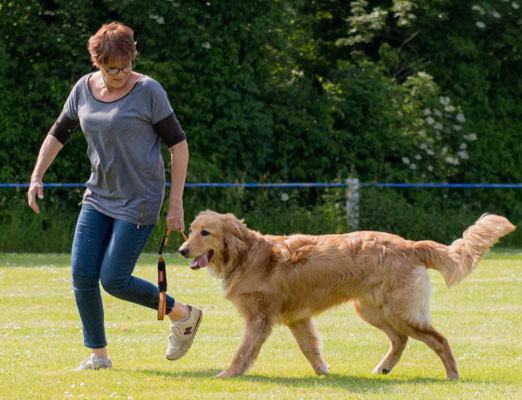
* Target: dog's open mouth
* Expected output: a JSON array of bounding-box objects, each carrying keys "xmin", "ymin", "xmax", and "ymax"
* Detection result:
[{"xmin": 189, "ymin": 250, "xmax": 214, "ymax": 270}]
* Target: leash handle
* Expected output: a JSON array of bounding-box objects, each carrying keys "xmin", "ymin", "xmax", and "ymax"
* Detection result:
[
  {"xmin": 157, "ymin": 229, "xmax": 170, "ymax": 320},
  {"xmin": 157, "ymin": 230, "xmax": 188, "ymax": 320}
]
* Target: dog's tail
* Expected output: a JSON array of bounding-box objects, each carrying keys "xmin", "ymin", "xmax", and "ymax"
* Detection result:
[{"xmin": 413, "ymin": 214, "xmax": 515, "ymax": 288}]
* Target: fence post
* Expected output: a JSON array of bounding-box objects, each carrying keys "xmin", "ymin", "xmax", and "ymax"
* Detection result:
[{"xmin": 346, "ymin": 176, "xmax": 360, "ymax": 230}]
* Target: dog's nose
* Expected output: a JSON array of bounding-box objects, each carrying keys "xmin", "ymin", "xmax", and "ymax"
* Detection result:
[{"xmin": 179, "ymin": 247, "xmax": 189, "ymax": 257}]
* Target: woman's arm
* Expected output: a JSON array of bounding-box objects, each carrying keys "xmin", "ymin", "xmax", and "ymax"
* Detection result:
[
  {"xmin": 28, "ymin": 135, "xmax": 64, "ymax": 214},
  {"xmin": 166, "ymin": 139, "xmax": 189, "ymax": 231}
]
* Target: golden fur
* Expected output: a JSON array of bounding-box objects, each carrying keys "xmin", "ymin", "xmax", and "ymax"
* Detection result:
[{"xmin": 179, "ymin": 211, "xmax": 515, "ymax": 379}]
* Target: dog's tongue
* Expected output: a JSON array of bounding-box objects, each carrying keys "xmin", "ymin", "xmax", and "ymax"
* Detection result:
[{"xmin": 194, "ymin": 253, "xmax": 209, "ymax": 268}]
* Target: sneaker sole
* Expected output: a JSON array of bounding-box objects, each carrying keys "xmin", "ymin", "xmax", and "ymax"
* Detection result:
[{"xmin": 165, "ymin": 309, "xmax": 203, "ymax": 361}]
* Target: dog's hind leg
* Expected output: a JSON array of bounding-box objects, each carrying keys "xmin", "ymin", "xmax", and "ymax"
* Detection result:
[
  {"xmin": 386, "ymin": 313, "xmax": 459, "ymax": 379},
  {"xmin": 382, "ymin": 268, "xmax": 459, "ymax": 379},
  {"xmin": 353, "ymin": 300, "xmax": 408, "ymax": 375},
  {"xmin": 288, "ymin": 318, "xmax": 329, "ymax": 375},
  {"xmin": 216, "ymin": 313, "xmax": 274, "ymax": 378}
]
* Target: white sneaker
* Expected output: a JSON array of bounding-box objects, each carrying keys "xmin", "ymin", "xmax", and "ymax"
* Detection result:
[
  {"xmin": 166, "ymin": 305, "xmax": 202, "ymax": 360},
  {"xmin": 73, "ymin": 353, "xmax": 112, "ymax": 371}
]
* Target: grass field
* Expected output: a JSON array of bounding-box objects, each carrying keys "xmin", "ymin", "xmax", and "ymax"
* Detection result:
[{"xmin": 0, "ymin": 250, "xmax": 520, "ymax": 399}]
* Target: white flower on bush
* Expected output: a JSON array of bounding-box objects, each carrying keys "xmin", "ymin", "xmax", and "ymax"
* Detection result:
[
  {"xmin": 456, "ymin": 112, "xmax": 466, "ymax": 123},
  {"xmin": 464, "ymin": 132, "xmax": 477, "ymax": 141},
  {"xmin": 439, "ymin": 96, "xmax": 450, "ymax": 105},
  {"xmin": 491, "ymin": 11, "xmax": 501, "ymax": 18},
  {"xmin": 512, "ymin": 2, "xmax": 520, "ymax": 10},
  {"xmin": 472, "ymin": 5, "xmax": 485, "ymax": 14},
  {"xmin": 458, "ymin": 150, "xmax": 469, "ymax": 160},
  {"xmin": 149, "ymin": 15, "xmax": 165, "ymax": 24},
  {"xmin": 281, "ymin": 193, "xmax": 290, "ymax": 202},
  {"xmin": 445, "ymin": 156, "xmax": 460, "ymax": 165},
  {"xmin": 460, "ymin": 143, "xmax": 468, "ymax": 149},
  {"xmin": 476, "ymin": 21, "xmax": 486, "ymax": 29},
  {"xmin": 404, "ymin": 69, "xmax": 473, "ymax": 176}
]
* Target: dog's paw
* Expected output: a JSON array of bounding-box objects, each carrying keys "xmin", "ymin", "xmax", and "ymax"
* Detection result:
[
  {"xmin": 446, "ymin": 372, "xmax": 459, "ymax": 380},
  {"xmin": 215, "ymin": 369, "xmax": 240, "ymax": 378},
  {"xmin": 372, "ymin": 366, "xmax": 390, "ymax": 375},
  {"xmin": 315, "ymin": 362, "xmax": 330, "ymax": 375}
]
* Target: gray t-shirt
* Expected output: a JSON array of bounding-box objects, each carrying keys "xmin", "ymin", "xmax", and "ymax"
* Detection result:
[{"xmin": 63, "ymin": 73, "xmax": 174, "ymax": 225}]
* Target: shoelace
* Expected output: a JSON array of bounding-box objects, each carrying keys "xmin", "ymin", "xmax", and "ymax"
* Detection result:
[{"xmin": 168, "ymin": 320, "xmax": 192, "ymax": 343}]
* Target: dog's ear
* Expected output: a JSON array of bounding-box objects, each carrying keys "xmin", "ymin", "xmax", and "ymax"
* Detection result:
[
  {"xmin": 224, "ymin": 213, "xmax": 250, "ymax": 241},
  {"xmin": 223, "ymin": 213, "xmax": 250, "ymax": 260}
]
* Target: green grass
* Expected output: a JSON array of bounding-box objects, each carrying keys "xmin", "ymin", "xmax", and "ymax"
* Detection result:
[{"xmin": 0, "ymin": 250, "xmax": 520, "ymax": 399}]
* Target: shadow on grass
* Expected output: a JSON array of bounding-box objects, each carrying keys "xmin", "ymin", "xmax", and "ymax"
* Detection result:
[{"xmin": 136, "ymin": 368, "xmax": 457, "ymax": 393}]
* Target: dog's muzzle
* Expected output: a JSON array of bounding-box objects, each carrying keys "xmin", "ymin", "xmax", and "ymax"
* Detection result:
[{"xmin": 188, "ymin": 250, "xmax": 214, "ymax": 270}]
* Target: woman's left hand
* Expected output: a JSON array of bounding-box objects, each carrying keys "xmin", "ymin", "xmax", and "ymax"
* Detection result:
[{"xmin": 166, "ymin": 205, "xmax": 185, "ymax": 232}]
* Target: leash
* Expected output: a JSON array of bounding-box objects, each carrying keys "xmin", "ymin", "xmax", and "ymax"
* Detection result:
[{"xmin": 157, "ymin": 229, "xmax": 188, "ymax": 320}]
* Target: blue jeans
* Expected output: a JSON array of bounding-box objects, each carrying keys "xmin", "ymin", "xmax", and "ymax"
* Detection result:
[{"xmin": 71, "ymin": 205, "xmax": 175, "ymax": 349}]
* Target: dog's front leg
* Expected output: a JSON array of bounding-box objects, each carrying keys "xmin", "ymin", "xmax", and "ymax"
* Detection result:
[
  {"xmin": 288, "ymin": 318, "xmax": 329, "ymax": 375},
  {"xmin": 216, "ymin": 314, "xmax": 273, "ymax": 378}
]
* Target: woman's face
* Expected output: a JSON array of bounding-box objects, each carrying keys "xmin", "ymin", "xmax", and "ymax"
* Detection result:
[{"xmin": 98, "ymin": 58, "xmax": 134, "ymax": 90}]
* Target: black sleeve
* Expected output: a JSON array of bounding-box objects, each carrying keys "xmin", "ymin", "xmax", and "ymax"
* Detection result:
[
  {"xmin": 48, "ymin": 110, "xmax": 80, "ymax": 145},
  {"xmin": 153, "ymin": 112, "xmax": 187, "ymax": 147}
]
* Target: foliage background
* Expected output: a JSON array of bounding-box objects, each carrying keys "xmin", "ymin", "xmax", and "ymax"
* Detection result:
[{"xmin": 0, "ymin": 0, "xmax": 521, "ymax": 251}]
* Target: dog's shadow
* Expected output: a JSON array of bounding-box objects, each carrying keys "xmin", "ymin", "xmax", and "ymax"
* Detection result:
[{"xmin": 138, "ymin": 368, "xmax": 460, "ymax": 393}]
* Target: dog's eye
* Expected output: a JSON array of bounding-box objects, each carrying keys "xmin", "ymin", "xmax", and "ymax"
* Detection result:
[{"xmin": 201, "ymin": 230, "xmax": 210, "ymax": 237}]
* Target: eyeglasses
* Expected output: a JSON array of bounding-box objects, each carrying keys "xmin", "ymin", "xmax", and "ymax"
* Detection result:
[{"xmin": 102, "ymin": 60, "xmax": 135, "ymax": 76}]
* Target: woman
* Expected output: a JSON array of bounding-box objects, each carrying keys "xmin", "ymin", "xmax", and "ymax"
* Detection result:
[{"xmin": 27, "ymin": 22, "xmax": 202, "ymax": 370}]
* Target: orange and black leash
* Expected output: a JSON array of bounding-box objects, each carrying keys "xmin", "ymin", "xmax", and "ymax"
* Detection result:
[{"xmin": 157, "ymin": 229, "xmax": 188, "ymax": 320}]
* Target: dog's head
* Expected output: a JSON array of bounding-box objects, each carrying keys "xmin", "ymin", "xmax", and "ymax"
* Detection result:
[{"xmin": 179, "ymin": 210, "xmax": 250, "ymax": 274}]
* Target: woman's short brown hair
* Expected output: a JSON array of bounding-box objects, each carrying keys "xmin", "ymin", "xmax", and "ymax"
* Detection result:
[{"xmin": 88, "ymin": 22, "xmax": 137, "ymax": 66}]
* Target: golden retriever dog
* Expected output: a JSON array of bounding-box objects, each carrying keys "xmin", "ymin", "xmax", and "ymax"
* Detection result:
[{"xmin": 178, "ymin": 211, "xmax": 515, "ymax": 379}]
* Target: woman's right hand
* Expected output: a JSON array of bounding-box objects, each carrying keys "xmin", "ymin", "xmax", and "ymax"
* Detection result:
[
  {"xmin": 27, "ymin": 135, "xmax": 64, "ymax": 214},
  {"xmin": 28, "ymin": 178, "xmax": 44, "ymax": 214}
]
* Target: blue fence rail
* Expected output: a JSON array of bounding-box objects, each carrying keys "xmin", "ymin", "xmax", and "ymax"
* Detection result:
[{"xmin": 2, "ymin": 182, "xmax": 522, "ymax": 189}]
